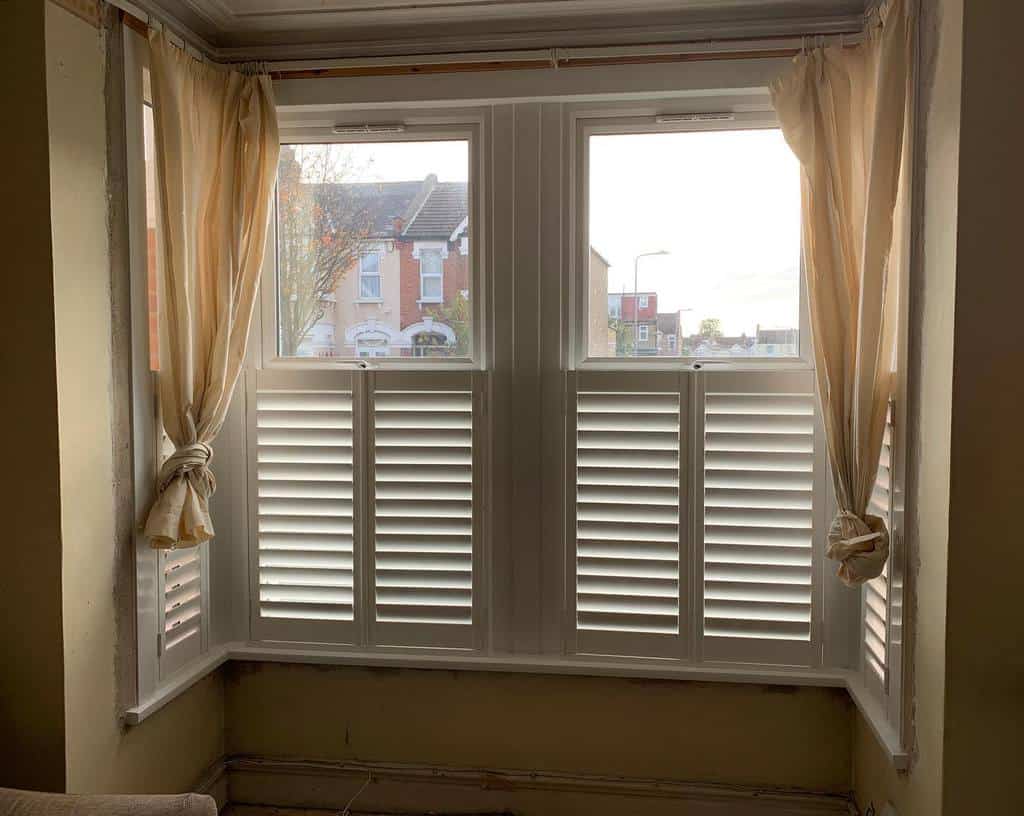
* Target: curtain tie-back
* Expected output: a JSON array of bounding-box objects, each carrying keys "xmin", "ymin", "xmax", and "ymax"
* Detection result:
[
  {"xmin": 826, "ymin": 510, "xmax": 890, "ymax": 587},
  {"xmin": 157, "ymin": 442, "xmax": 216, "ymax": 497}
]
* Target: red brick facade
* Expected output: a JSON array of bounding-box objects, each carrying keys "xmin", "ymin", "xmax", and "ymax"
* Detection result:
[{"xmin": 398, "ymin": 239, "xmax": 471, "ymax": 329}]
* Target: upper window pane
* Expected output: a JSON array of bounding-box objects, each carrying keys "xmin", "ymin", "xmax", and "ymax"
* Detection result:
[
  {"xmin": 587, "ymin": 128, "xmax": 800, "ymax": 359},
  {"xmin": 276, "ymin": 140, "xmax": 471, "ymax": 359}
]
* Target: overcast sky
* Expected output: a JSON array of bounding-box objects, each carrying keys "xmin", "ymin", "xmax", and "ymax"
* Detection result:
[
  {"xmin": 294, "ymin": 132, "xmax": 800, "ymax": 337},
  {"xmin": 590, "ymin": 128, "xmax": 801, "ymax": 337}
]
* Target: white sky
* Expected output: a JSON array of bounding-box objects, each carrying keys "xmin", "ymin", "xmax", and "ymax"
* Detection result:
[{"xmin": 590, "ymin": 129, "xmax": 800, "ymax": 337}]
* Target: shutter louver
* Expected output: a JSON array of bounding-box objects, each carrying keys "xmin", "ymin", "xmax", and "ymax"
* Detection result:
[
  {"xmin": 256, "ymin": 387, "xmax": 356, "ymax": 635},
  {"xmin": 575, "ymin": 390, "xmax": 681, "ymax": 657},
  {"xmin": 372, "ymin": 388, "xmax": 474, "ymax": 646},
  {"xmin": 701, "ymin": 375, "xmax": 817, "ymax": 664},
  {"xmin": 865, "ymin": 404, "xmax": 894, "ymax": 687},
  {"xmin": 160, "ymin": 546, "xmax": 203, "ymax": 675}
]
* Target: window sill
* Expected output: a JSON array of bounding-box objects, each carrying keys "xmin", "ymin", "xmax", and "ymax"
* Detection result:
[
  {"xmin": 354, "ymin": 298, "xmax": 384, "ymax": 304},
  {"xmin": 417, "ymin": 298, "xmax": 443, "ymax": 305},
  {"xmin": 124, "ymin": 641, "xmax": 908, "ymax": 769}
]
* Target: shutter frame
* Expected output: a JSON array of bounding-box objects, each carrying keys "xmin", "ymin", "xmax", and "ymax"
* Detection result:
[
  {"xmin": 367, "ymin": 370, "xmax": 483, "ymax": 651},
  {"xmin": 696, "ymin": 370, "xmax": 823, "ymax": 667},
  {"xmin": 250, "ymin": 368, "xmax": 361, "ymax": 646},
  {"xmin": 569, "ymin": 371, "xmax": 689, "ymax": 660}
]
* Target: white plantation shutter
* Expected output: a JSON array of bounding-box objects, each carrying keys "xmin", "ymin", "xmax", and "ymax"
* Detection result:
[
  {"xmin": 250, "ymin": 369, "xmax": 359, "ymax": 644},
  {"xmin": 159, "ymin": 544, "xmax": 205, "ymax": 677},
  {"xmin": 864, "ymin": 402, "xmax": 894, "ymax": 689},
  {"xmin": 697, "ymin": 371, "xmax": 823, "ymax": 666},
  {"xmin": 570, "ymin": 372, "xmax": 686, "ymax": 659},
  {"xmin": 369, "ymin": 372, "xmax": 482, "ymax": 649}
]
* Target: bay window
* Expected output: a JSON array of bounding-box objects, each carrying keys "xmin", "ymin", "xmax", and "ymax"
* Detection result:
[{"xmin": 126, "ymin": 37, "xmax": 907, "ymax": 763}]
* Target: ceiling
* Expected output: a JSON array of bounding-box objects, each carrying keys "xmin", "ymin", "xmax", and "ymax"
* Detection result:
[{"xmin": 141, "ymin": 0, "xmax": 869, "ymax": 59}]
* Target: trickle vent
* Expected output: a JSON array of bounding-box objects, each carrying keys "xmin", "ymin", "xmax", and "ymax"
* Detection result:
[
  {"xmin": 865, "ymin": 406, "xmax": 894, "ymax": 684},
  {"xmin": 703, "ymin": 391, "xmax": 815, "ymax": 643},
  {"xmin": 163, "ymin": 547, "xmax": 201, "ymax": 651},
  {"xmin": 575, "ymin": 392, "xmax": 680, "ymax": 636},
  {"xmin": 373, "ymin": 391, "xmax": 473, "ymax": 627},
  {"xmin": 256, "ymin": 389, "xmax": 354, "ymax": 622}
]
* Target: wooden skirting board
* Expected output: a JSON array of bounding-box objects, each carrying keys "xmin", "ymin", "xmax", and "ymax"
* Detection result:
[{"xmin": 204, "ymin": 755, "xmax": 856, "ymax": 816}]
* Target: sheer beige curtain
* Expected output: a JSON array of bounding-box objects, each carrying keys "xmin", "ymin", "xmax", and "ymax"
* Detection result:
[
  {"xmin": 144, "ymin": 31, "xmax": 279, "ymax": 548},
  {"xmin": 770, "ymin": 0, "xmax": 913, "ymax": 585}
]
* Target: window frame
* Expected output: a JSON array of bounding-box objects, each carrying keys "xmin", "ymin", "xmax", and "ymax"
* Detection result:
[
  {"xmin": 357, "ymin": 250, "xmax": 383, "ymax": 302},
  {"xmin": 572, "ymin": 112, "xmax": 812, "ymax": 371},
  {"xmin": 260, "ymin": 120, "xmax": 486, "ymax": 371},
  {"xmin": 417, "ymin": 244, "xmax": 445, "ymax": 304}
]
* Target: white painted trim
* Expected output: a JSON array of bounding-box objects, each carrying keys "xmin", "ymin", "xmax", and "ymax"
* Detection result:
[
  {"xmin": 226, "ymin": 755, "xmax": 855, "ymax": 815},
  {"xmin": 122, "ymin": 642, "xmax": 910, "ymax": 770},
  {"xmin": 124, "ymin": 644, "xmax": 230, "ymax": 725},
  {"xmin": 844, "ymin": 669, "xmax": 910, "ymax": 771},
  {"xmin": 401, "ymin": 319, "xmax": 456, "ymax": 344}
]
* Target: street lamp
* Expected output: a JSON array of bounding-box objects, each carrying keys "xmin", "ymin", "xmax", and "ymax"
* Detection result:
[{"xmin": 633, "ymin": 250, "xmax": 669, "ymax": 357}]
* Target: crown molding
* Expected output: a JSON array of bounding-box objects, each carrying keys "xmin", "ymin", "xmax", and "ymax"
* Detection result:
[{"xmin": 127, "ymin": 0, "xmax": 867, "ymax": 60}]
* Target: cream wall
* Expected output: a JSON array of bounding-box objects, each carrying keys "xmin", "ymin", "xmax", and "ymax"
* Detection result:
[
  {"xmin": 0, "ymin": 1, "xmax": 227, "ymax": 795},
  {"xmin": 226, "ymin": 662, "xmax": 853, "ymax": 794},
  {"xmin": 941, "ymin": 0, "xmax": 1024, "ymax": 811},
  {"xmin": 0, "ymin": 0, "xmax": 67, "ymax": 793}
]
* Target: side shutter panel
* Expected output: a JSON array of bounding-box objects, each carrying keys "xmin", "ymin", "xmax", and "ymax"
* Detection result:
[
  {"xmin": 700, "ymin": 371, "xmax": 818, "ymax": 665},
  {"xmin": 864, "ymin": 403, "xmax": 894, "ymax": 688},
  {"xmin": 160, "ymin": 545, "xmax": 203, "ymax": 677},
  {"xmin": 372, "ymin": 388, "xmax": 474, "ymax": 647},
  {"xmin": 574, "ymin": 389, "xmax": 681, "ymax": 658},
  {"xmin": 254, "ymin": 382, "xmax": 356, "ymax": 643}
]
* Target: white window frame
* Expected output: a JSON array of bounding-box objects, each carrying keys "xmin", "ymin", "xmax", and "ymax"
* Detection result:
[
  {"xmin": 415, "ymin": 242, "xmax": 447, "ymax": 305},
  {"xmin": 357, "ymin": 250, "xmax": 383, "ymax": 302},
  {"xmin": 637, "ymin": 323, "xmax": 649, "ymax": 342},
  {"xmin": 572, "ymin": 112, "xmax": 812, "ymax": 371},
  {"xmin": 638, "ymin": 294, "xmax": 649, "ymax": 310},
  {"xmin": 262, "ymin": 120, "xmax": 485, "ymax": 370}
]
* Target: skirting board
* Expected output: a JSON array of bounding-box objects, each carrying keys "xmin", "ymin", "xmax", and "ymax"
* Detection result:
[{"xmin": 222, "ymin": 756, "xmax": 857, "ymax": 816}]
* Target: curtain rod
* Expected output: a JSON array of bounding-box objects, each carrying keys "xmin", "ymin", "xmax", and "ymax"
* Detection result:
[{"xmin": 120, "ymin": 9, "xmax": 861, "ymax": 80}]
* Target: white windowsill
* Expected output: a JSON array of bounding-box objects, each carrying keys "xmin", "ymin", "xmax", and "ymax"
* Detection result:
[
  {"xmin": 123, "ymin": 641, "xmax": 909, "ymax": 769},
  {"xmin": 417, "ymin": 298, "xmax": 443, "ymax": 305},
  {"xmin": 354, "ymin": 298, "xmax": 384, "ymax": 304}
]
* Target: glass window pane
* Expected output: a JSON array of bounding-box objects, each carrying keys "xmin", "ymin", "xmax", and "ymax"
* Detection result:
[
  {"xmin": 587, "ymin": 129, "xmax": 800, "ymax": 359},
  {"xmin": 276, "ymin": 140, "xmax": 471, "ymax": 359}
]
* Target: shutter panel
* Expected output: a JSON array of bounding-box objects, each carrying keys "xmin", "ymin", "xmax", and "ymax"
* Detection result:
[
  {"xmin": 699, "ymin": 371, "xmax": 820, "ymax": 666},
  {"xmin": 572, "ymin": 376, "xmax": 684, "ymax": 659},
  {"xmin": 370, "ymin": 375, "xmax": 477, "ymax": 649},
  {"xmin": 159, "ymin": 545, "xmax": 204, "ymax": 677},
  {"xmin": 864, "ymin": 403, "xmax": 894, "ymax": 688},
  {"xmin": 252, "ymin": 370, "xmax": 358, "ymax": 644}
]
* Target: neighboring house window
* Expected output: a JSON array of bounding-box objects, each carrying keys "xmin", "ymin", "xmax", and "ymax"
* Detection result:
[
  {"xmin": 420, "ymin": 249, "xmax": 443, "ymax": 302},
  {"xmin": 639, "ymin": 294, "xmax": 649, "ymax": 309},
  {"xmin": 412, "ymin": 331, "xmax": 448, "ymax": 357},
  {"xmin": 359, "ymin": 252, "xmax": 382, "ymax": 300},
  {"xmin": 668, "ymin": 334, "xmax": 676, "ymax": 350},
  {"xmin": 638, "ymin": 324, "xmax": 649, "ymax": 342}
]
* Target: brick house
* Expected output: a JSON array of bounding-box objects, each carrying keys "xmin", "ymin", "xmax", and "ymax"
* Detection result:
[
  {"xmin": 607, "ymin": 291, "xmax": 659, "ymax": 354},
  {"xmin": 297, "ymin": 174, "xmax": 470, "ymax": 357}
]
